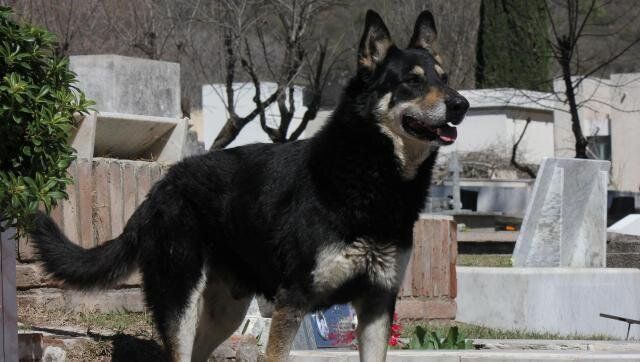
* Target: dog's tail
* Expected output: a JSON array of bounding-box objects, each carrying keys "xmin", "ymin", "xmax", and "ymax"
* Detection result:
[{"xmin": 29, "ymin": 211, "xmax": 141, "ymax": 290}]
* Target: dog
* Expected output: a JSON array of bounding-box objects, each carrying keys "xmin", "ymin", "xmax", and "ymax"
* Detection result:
[{"xmin": 29, "ymin": 9, "xmax": 468, "ymax": 362}]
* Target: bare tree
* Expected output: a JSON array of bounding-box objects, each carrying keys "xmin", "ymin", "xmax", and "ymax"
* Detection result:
[
  {"xmin": 510, "ymin": 118, "xmax": 537, "ymax": 178},
  {"xmin": 545, "ymin": 0, "xmax": 640, "ymax": 158},
  {"xmin": 209, "ymin": 0, "xmax": 343, "ymax": 150},
  {"xmin": 4, "ymin": 0, "xmax": 105, "ymax": 55}
]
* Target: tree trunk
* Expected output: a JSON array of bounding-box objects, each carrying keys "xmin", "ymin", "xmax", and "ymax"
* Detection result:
[
  {"xmin": 559, "ymin": 46, "xmax": 588, "ymax": 159},
  {"xmin": 212, "ymin": 116, "xmax": 243, "ymax": 150}
]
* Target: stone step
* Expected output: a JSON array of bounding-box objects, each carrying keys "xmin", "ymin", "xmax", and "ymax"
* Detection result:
[
  {"xmin": 18, "ymin": 287, "xmax": 145, "ymax": 312},
  {"xmin": 16, "ymin": 263, "xmax": 142, "ymax": 289},
  {"xmin": 289, "ymin": 350, "xmax": 640, "ymax": 361}
]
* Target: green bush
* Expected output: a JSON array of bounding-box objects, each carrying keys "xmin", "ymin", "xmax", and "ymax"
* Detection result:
[
  {"xmin": 407, "ymin": 326, "xmax": 473, "ymax": 350},
  {"xmin": 0, "ymin": 6, "xmax": 92, "ymax": 231}
]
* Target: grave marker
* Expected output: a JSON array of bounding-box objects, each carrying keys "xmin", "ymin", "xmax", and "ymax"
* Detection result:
[{"xmin": 513, "ymin": 158, "xmax": 610, "ymax": 267}]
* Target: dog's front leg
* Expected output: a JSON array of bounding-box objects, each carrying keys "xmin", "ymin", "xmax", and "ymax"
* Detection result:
[
  {"xmin": 265, "ymin": 305, "xmax": 304, "ymax": 362},
  {"xmin": 353, "ymin": 293, "xmax": 396, "ymax": 362}
]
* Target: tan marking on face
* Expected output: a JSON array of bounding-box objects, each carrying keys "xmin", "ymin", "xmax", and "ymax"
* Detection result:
[
  {"xmin": 418, "ymin": 87, "xmax": 444, "ymax": 108},
  {"xmin": 410, "ymin": 66, "xmax": 425, "ymax": 76},
  {"xmin": 434, "ymin": 64, "xmax": 445, "ymax": 76},
  {"xmin": 375, "ymin": 93, "xmax": 436, "ymax": 179},
  {"xmin": 434, "ymin": 54, "xmax": 443, "ymax": 64}
]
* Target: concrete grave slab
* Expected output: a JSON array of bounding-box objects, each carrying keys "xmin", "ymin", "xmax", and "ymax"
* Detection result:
[
  {"xmin": 289, "ymin": 350, "xmax": 640, "ymax": 361},
  {"xmin": 456, "ymin": 267, "xmax": 640, "ymax": 339},
  {"xmin": 608, "ymin": 214, "xmax": 640, "ymax": 236},
  {"xmin": 70, "ymin": 55, "xmax": 181, "ymax": 118},
  {"xmin": 70, "ymin": 112, "xmax": 188, "ymax": 163},
  {"xmin": 513, "ymin": 158, "xmax": 610, "ymax": 267}
]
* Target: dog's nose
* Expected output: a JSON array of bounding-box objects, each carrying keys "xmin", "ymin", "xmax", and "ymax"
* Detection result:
[
  {"xmin": 446, "ymin": 95, "xmax": 469, "ymax": 114},
  {"xmin": 445, "ymin": 94, "xmax": 469, "ymax": 125}
]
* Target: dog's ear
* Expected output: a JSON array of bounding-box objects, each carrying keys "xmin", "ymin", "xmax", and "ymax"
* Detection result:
[
  {"xmin": 408, "ymin": 10, "xmax": 437, "ymax": 50},
  {"xmin": 358, "ymin": 10, "xmax": 392, "ymax": 73}
]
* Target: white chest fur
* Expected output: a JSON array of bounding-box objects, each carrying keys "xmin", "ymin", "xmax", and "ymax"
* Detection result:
[{"xmin": 311, "ymin": 239, "xmax": 411, "ymax": 292}]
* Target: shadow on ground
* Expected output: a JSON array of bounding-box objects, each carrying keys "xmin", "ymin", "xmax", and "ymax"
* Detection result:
[{"xmin": 110, "ymin": 334, "xmax": 167, "ymax": 362}]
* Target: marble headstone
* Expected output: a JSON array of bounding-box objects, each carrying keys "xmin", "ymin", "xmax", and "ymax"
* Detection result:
[
  {"xmin": 513, "ymin": 158, "xmax": 610, "ymax": 267},
  {"xmin": 608, "ymin": 214, "xmax": 640, "ymax": 236}
]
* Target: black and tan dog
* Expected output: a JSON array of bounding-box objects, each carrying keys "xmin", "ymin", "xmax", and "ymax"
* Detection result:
[{"xmin": 30, "ymin": 9, "xmax": 468, "ymax": 362}]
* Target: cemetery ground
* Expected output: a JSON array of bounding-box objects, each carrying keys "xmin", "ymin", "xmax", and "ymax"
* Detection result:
[{"xmin": 17, "ymin": 299, "xmax": 618, "ymax": 361}]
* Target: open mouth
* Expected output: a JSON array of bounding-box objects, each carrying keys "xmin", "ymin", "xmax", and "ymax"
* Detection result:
[{"xmin": 401, "ymin": 115, "xmax": 457, "ymax": 145}]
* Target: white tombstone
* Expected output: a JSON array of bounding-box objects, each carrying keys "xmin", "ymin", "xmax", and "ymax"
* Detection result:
[
  {"xmin": 513, "ymin": 158, "xmax": 610, "ymax": 267},
  {"xmin": 608, "ymin": 214, "xmax": 640, "ymax": 236}
]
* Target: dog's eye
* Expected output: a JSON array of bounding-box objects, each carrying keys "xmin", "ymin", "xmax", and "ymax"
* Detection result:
[{"xmin": 441, "ymin": 74, "xmax": 449, "ymax": 85}]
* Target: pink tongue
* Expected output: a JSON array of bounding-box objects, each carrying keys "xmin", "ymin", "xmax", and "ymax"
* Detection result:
[{"xmin": 437, "ymin": 126, "xmax": 457, "ymax": 142}]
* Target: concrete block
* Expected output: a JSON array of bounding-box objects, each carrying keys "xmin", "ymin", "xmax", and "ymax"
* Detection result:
[
  {"xmin": 289, "ymin": 349, "xmax": 640, "ymax": 361},
  {"xmin": 513, "ymin": 158, "xmax": 610, "ymax": 267},
  {"xmin": 70, "ymin": 55, "xmax": 180, "ymax": 118},
  {"xmin": 456, "ymin": 267, "xmax": 640, "ymax": 339},
  {"xmin": 608, "ymin": 214, "xmax": 640, "ymax": 236},
  {"xmin": 17, "ymin": 236, "xmax": 36, "ymax": 263},
  {"xmin": 71, "ymin": 112, "xmax": 188, "ymax": 163},
  {"xmin": 396, "ymin": 298, "xmax": 456, "ymax": 320},
  {"xmin": 42, "ymin": 346, "xmax": 66, "ymax": 362},
  {"xmin": 18, "ymin": 288, "xmax": 145, "ymax": 313},
  {"xmin": 18, "ymin": 333, "xmax": 43, "ymax": 362},
  {"xmin": 63, "ymin": 288, "xmax": 144, "ymax": 312},
  {"xmin": 69, "ymin": 112, "xmax": 96, "ymax": 160},
  {"xmin": 16, "ymin": 264, "xmax": 52, "ymax": 289}
]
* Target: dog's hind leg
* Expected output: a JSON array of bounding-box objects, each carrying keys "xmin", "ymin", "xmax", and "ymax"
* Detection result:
[
  {"xmin": 140, "ymin": 238, "xmax": 208, "ymax": 361},
  {"xmin": 353, "ymin": 293, "xmax": 396, "ymax": 362},
  {"xmin": 265, "ymin": 305, "xmax": 304, "ymax": 362},
  {"xmin": 190, "ymin": 273, "xmax": 252, "ymax": 362},
  {"xmin": 163, "ymin": 270, "xmax": 208, "ymax": 362}
]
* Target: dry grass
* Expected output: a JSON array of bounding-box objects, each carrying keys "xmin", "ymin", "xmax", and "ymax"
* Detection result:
[
  {"xmin": 19, "ymin": 302, "xmax": 162, "ymax": 361},
  {"xmin": 18, "ymin": 303, "xmax": 155, "ymax": 338},
  {"xmin": 457, "ymin": 254, "xmax": 512, "ymax": 267},
  {"xmin": 400, "ymin": 319, "xmax": 613, "ymax": 341}
]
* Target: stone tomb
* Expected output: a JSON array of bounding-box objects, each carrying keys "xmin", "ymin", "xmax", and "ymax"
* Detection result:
[
  {"xmin": 513, "ymin": 158, "xmax": 610, "ymax": 267},
  {"xmin": 70, "ymin": 55, "xmax": 181, "ymax": 118}
]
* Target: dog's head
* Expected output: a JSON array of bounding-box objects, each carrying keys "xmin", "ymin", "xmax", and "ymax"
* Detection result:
[{"xmin": 357, "ymin": 10, "xmax": 469, "ymax": 146}]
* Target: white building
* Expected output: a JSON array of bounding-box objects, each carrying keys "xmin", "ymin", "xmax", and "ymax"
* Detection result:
[
  {"xmin": 553, "ymin": 74, "xmax": 640, "ymax": 192},
  {"xmin": 440, "ymin": 89, "xmax": 556, "ymax": 164}
]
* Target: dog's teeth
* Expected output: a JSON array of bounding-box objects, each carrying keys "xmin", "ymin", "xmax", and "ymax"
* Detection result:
[{"xmin": 447, "ymin": 122, "xmax": 455, "ymax": 127}]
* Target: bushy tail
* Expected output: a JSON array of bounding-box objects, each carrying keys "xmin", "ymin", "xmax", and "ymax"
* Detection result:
[{"xmin": 29, "ymin": 211, "xmax": 140, "ymax": 290}]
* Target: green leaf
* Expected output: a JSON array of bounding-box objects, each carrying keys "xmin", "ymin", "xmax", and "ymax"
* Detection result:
[
  {"xmin": 442, "ymin": 326, "xmax": 459, "ymax": 349},
  {"xmin": 48, "ymin": 191, "xmax": 64, "ymax": 200},
  {"xmin": 408, "ymin": 334, "xmax": 422, "ymax": 350},
  {"xmin": 414, "ymin": 325, "xmax": 427, "ymax": 347},
  {"xmin": 428, "ymin": 331, "xmax": 441, "ymax": 349}
]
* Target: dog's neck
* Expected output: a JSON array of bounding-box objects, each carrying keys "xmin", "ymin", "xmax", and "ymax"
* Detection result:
[{"xmin": 377, "ymin": 123, "xmax": 436, "ymax": 179}]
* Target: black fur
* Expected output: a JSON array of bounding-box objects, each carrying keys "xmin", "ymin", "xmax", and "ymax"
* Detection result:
[{"xmin": 30, "ymin": 9, "xmax": 468, "ymax": 359}]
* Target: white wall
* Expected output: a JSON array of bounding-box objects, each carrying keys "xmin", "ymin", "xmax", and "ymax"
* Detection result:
[
  {"xmin": 457, "ymin": 267, "xmax": 640, "ymax": 339},
  {"xmin": 554, "ymin": 74, "xmax": 640, "ymax": 191},
  {"xmin": 202, "ymin": 82, "xmax": 307, "ymax": 149},
  {"xmin": 440, "ymin": 89, "xmax": 556, "ymax": 165}
]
